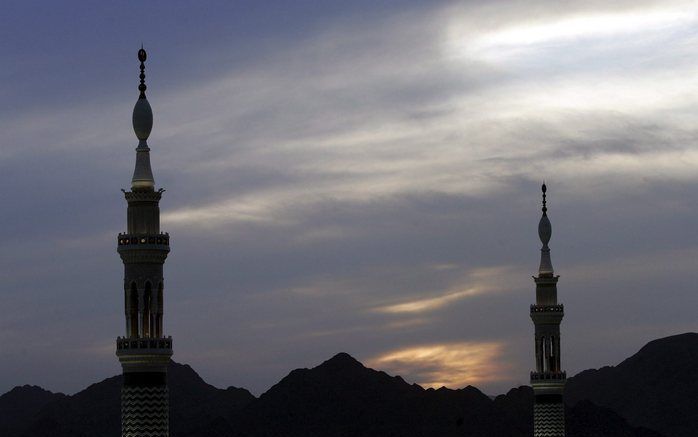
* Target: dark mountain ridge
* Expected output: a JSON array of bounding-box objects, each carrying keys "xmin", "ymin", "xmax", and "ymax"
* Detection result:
[
  {"xmin": 0, "ymin": 385, "xmax": 65, "ymax": 436},
  {"xmin": 566, "ymin": 332, "xmax": 698, "ymax": 437},
  {"xmin": 4, "ymin": 333, "xmax": 696, "ymax": 436}
]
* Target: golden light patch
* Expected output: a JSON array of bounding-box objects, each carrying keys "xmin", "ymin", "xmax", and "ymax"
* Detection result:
[
  {"xmin": 372, "ymin": 265, "xmax": 525, "ymax": 315},
  {"xmin": 366, "ymin": 342, "xmax": 509, "ymax": 389},
  {"xmin": 375, "ymin": 288, "xmax": 482, "ymax": 314}
]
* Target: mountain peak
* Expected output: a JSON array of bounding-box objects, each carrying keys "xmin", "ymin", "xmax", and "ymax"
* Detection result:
[
  {"xmin": 318, "ymin": 352, "xmax": 364, "ymax": 370},
  {"xmin": 4, "ymin": 384, "xmax": 56, "ymax": 396}
]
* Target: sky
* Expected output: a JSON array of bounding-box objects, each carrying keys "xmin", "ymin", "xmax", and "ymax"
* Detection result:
[{"xmin": 1, "ymin": 0, "xmax": 698, "ymax": 397}]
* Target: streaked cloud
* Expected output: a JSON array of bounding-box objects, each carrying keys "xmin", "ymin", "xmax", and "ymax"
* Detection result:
[
  {"xmin": 147, "ymin": 0, "xmax": 698, "ymax": 234},
  {"xmin": 456, "ymin": 5, "xmax": 697, "ymax": 62},
  {"xmin": 366, "ymin": 342, "xmax": 510, "ymax": 389},
  {"xmin": 372, "ymin": 265, "xmax": 523, "ymax": 314},
  {"xmin": 375, "ymin": 288, "xmax": 482, "ymax": 314}
]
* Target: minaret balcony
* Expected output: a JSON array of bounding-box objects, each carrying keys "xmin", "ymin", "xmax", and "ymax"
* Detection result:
[
  {"xmin": 530, "ymin": 304, "xmax": 564, "ymax": 323},
  {"xmin": 124, "ymin": 189, "xmax": 162, "ymax": 202},
  {"xmin": 116, "ymin": 336, "xmax": 173, "ymax": 370},
  {"xmin": 117, "ymin": 233, "xmax": 170, "ymax": 263},
  {"xmin": 530, "ymin": 371, "xmax": 566, "ymax": 394}
]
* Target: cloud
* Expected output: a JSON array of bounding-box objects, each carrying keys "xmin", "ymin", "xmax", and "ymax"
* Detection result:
[
  {"xmin": 375, "ymin": 288, "xmax": 482, "ymax": 314},
  {"xmin": 371, "ymin": 265, "xmax": 523, "ymax": 314},
  {"xmin": 141, "ymin": 0, "xmax": 698, "ymax": 235},
  {"xmin": 455, "ymin": 4, "xmax": 697, "ymax": 61},
  {"xmin": 366, "ymin": 341, "xmax": 511, "ymax": 389}
]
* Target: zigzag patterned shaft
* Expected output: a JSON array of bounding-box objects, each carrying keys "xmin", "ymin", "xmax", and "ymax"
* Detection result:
[
  {"xmin": 122, "ymin": 386, "xmax": 169, "ymax": 437},
  {"xmin": 534, "ymin": 403, "xmax": 565, "ymax": 437}
]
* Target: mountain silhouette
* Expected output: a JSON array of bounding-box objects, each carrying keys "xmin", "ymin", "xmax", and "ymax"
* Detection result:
[
  {"xmin": 566, "ymin": 332, "xmax": 698, "ymax": 437},
  {"xmin": 0, "ymin": 385, "xmax": 65, "ymax": 436},
  {"xmin": 4, "ymin": 334, "xmax": 695, "ymax": 436},
  {"xmin": 226, "ymin": 352, "xmax": 519, "ymax": 436},
  {"xmin": 7, "ymin": 363, "xmax": 254, "ymax": 437}
]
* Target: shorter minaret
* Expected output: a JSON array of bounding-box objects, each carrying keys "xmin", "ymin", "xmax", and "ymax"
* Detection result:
[{"xmin": 530, "ymin": 183, "xmax": 566, "ymax": 436}]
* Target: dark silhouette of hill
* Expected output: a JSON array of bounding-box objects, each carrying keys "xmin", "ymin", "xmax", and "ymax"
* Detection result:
[
  {"xmin": 6, "ymin": 362, "xmax": 254, "ymax": 437},
  {"xmin": 221, "ymin": 353, "xmax": 659, "ymax": 437},
  {"xmin": 0, "ymin": 385, "xmax": 65, "ymax": 435},
  {"xmin": 566, "ymin": 400, "xmax": 665, "ymax": 437},
  {"xmin": 226, "ymin": 352, "xmax": 522, "ymax": 436},
  {"xmin": 566, "ymin": 332, "xmax": 698, "ymax": 437},
  {"xmin": 3, "ymin": 338, "xmax": 686, "ymax": 436}
]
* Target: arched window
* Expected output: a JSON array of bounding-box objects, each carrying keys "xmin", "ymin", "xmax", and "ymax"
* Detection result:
[
  {"xmin": 129, "ymin": 283, "xmax": 138, "ymax": 337},
  {"xmin": 549, "ymin": 336, "xmax": 556, "ymax": 372},
  {"xmin": 156, "ymin": 282, "xmax": 164, "ymax": 337},
  {"xmin": 143, "ymin": 282, "xmax": 152, "ymax": 337}
]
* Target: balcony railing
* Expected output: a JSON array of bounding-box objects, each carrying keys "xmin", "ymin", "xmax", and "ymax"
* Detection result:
[
  {"xmin": 530, "ymin": 371, "xmax": 566, "ymax": 381},
  {"xmin": 117, "ymin": 233, "xmax": 170, "ymax": 247},
  {"xmin": 530, "ymin": 304, "xmax": 564, "ymax": 313},
  {"xmin": 116, "ymin": 336, "xmax": 172, "ymax": 351}
]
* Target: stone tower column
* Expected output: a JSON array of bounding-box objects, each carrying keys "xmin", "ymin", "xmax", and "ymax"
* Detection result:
[
  {"xmin": 116, "ymin": 47, "xmax": 172, "ymax": 437},
  {"xmin": 530, "ymin": 184, "xmax": 566, "ymax": 437}
]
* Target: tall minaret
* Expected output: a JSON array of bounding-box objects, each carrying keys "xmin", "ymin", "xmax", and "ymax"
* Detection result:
[
  {"xmin": 530, "ymin": 183, "xmax": 566, "ymax": 437},
  {"xmin": 116, "ymin": 47, "xmax": 173, "ymax": 437}
]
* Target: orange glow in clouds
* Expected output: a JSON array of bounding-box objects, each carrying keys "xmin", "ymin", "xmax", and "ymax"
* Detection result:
[{"xmin": 367, "ymin": 342, "xmax": 510, "ymax": 389}]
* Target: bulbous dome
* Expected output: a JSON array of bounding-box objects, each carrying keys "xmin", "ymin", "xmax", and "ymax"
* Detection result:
[
  {"xmin": 538, "ymin": 214, "xmax": 552, "ymax": 245},
  {"xmin": 132, "ymin": 97, "xmax": 153, "ymax": 140}
]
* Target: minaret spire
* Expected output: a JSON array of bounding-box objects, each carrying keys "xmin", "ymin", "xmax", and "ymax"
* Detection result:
[
  {"xmin": 538, "ymin": 183, "xmax": 554, "ymax": 276},
  {"xmin": 131, "ymin": 47, "xmax": 155, "ymax": 190},
  {"xmin": 138, "ymin": 45, "xmax": 147, "ymax": 99},
  {"xmin": 541, "ymin": 182, "xmax": 547, "ymax": 215},
  {"xmin": 117, "ymin": 47, "xmax": 172, "ymax": 437},
  {"xmin": 530, "ymin": 183, "xmax": 566, "ymax": 437}
]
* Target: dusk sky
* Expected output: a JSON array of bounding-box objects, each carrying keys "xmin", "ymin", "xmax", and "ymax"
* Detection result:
[{"xmin": 2, "ymin": 0, "xmax": 698, "ymax": 397}]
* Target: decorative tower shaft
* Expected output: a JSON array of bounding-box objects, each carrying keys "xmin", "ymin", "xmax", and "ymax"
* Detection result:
[
  {"xmin": 530, "ymin": 184, "xmax": 566, "ymax": 437},
  {"xmin": 116, "ymin": 47, "xmax": 172, "ymax": 437}
]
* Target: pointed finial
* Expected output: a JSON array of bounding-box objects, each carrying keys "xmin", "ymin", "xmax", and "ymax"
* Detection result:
[
  {"xmin": 541, "ymin": 182, "xmax": 547, "ymax": 216},
  {"xmin": 131, "ymin": 46, "xmax": 155, "ymax": 189},
  {"xmin": 537, "ymin": 183, "xmax": 553, "ymax": 275},
  {"xmin": 138, "ymin": 46, "xmax": 147, "ymax": 99},
  {"xmin": 132, "ymin": 46, "xmax": 153, "ymax": 141}
]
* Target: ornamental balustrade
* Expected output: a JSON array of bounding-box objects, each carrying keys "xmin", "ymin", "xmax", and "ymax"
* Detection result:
[
  {"xmin": 118, "ymin": 233, "xmax": 170, "ymax": 246},
  {"xmin": 530, "ymin": 304, "xmax": 564, "ymax": 313},
  {"xmin": 530, "ymin": 371, "xmax": 566, "ymax": 381},
  {"xmin": 116, "ymin": 336, "xmax": 173, "ymax": 351}
]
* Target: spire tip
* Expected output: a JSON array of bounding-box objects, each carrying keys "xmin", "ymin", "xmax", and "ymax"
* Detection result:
[
  {"xmin": 138, "ymin": 46, "xmax": 147, "ymax": 62},
  {"xmin": 138, "ymin": 47, "xmax": 147, "ymax": 98},
  {"xmin": 541, "ymin": 182, "xmax": 548, "ymax": 216}
]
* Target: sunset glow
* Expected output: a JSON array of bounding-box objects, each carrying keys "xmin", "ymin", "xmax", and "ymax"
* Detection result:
[{"xmin": 367, "ymin": 342, "xmax": 510, "ymax": 389}]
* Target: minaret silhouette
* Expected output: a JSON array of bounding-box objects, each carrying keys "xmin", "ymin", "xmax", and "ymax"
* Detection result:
[
  {"xmin": 530, "ymin": 183, "xmax": 566, "ymax": 436},
  {"xmin": 116, "ymin": 47, "xmax": 173, "ymax": 437}
]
